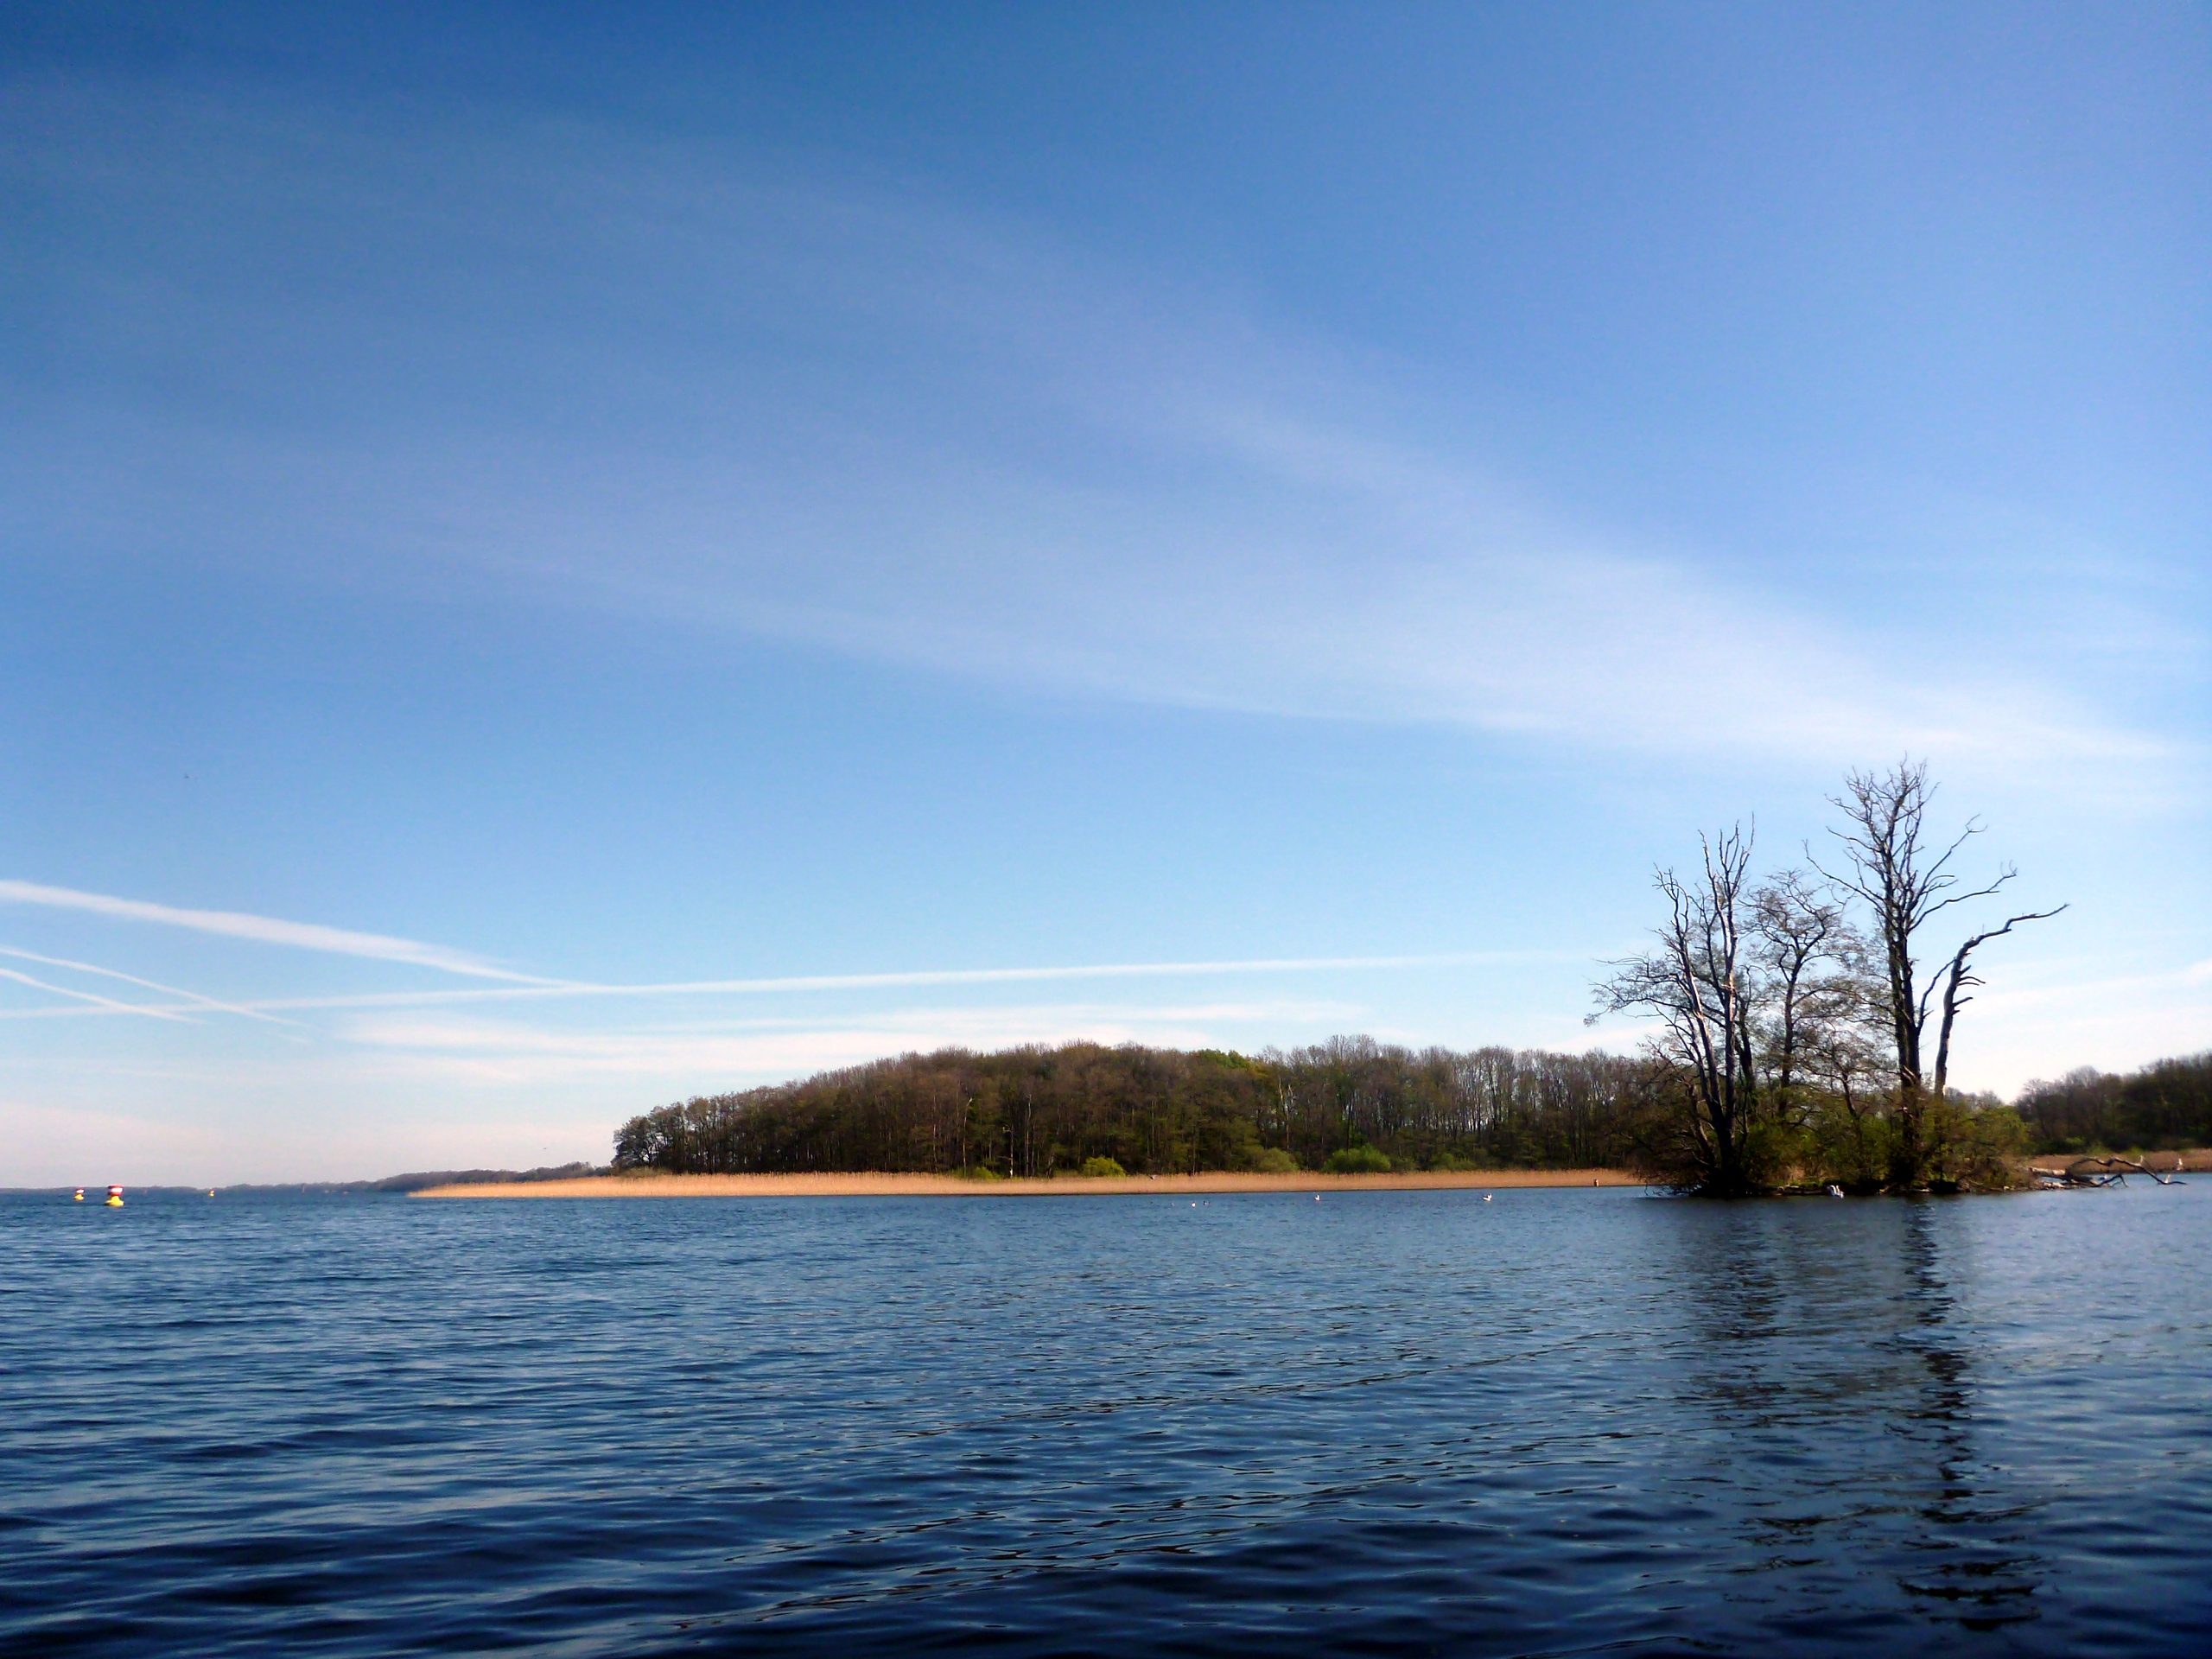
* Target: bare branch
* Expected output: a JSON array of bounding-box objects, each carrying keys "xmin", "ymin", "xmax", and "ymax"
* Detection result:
[{"xmin": 1930, "ymin": 906, "xmax": 2070, "ymax": 1104}]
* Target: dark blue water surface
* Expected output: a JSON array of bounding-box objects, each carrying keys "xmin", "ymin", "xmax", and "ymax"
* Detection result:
[{"xmin": 3, "ymin": 1185, "xmax": 2209, "ymax": 1656}]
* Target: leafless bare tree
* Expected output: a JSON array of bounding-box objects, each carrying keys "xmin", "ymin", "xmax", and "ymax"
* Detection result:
[
  {"xmin": 1748, "ymin": 868, "xmax": 1868, "ymax": 1109},
  {"xmin": 1813, "ymin": 760, "xmax": 2064, "ymax": 1186},
  {"xmin": 1591, "ymin": 824, "xmax": 1765, "ymax": 1194}
]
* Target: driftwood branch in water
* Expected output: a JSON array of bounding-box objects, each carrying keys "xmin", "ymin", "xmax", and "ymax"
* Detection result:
[{"xmin": 2030, "ymin": 1154, "xmax": 2188, "ymax": 1190}]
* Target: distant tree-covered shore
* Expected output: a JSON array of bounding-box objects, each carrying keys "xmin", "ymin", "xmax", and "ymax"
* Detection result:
[
  {"xmin": 613, "ymin": 1039, "xmax": 1643, "ymax": 1178},
  {"xmin": 610, "ymin": 1040, "xmax": 2211, "ymax": 1181},
  {"xmin": 2015, "ymin": 1054, "xmax": 2212, "ymax": 1155}
]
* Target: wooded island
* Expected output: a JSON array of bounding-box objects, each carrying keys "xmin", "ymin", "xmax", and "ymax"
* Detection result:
[
  {"xmin": 608, "ymin": 763, "xmax": 2203, "ymax": 1198},
  {"xmin": 610, "ymin": 1036, "xmax": 2208, "ymax": 1192}
]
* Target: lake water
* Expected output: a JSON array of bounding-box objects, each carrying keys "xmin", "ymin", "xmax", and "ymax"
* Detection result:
[{"xmin": 3, "ymin": 1185, "xmax": 2208, "ymax": 1656}]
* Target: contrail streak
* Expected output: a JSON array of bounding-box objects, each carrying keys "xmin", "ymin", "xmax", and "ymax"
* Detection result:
[
  {"xmin": 0, "ymin": 945, "xmax": 302, "ymax": 1027},
  {"xmin": 0, "ymin": 964, "xmax": 196, "ymax": 1022},
  {"xmin": 0, "ymin": 949, "xmax": 1594, "ymax": 1020},
  {"xmin": 0, "ymin": 880, "xmax": 557, "ymax": 983}
]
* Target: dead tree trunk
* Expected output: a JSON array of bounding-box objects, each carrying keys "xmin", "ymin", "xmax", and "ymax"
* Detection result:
[{"xmin": 1815, "ymin": 760, "xmax": 2063, "ymax": 1190}]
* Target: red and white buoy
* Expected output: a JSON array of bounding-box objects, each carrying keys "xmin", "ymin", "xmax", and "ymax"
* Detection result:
[{"xmin": 105, "ymin": 1185, "xmax": 124, "ymax": 1208}]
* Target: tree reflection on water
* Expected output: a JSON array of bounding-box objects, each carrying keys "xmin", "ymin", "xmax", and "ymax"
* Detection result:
[{"xmin": 1657, "ymin": 1196, "xmax": 2049, "ymax": 1638}]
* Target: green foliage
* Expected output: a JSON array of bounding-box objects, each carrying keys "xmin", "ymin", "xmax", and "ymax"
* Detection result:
[
  {"xmin": 612, "ymin": 1037, "xmax": 1642, "ymax": 1177},
  {"xmin": 1078, "ymin": 1155, "xmax": 1127, "ymax": 1178},
  {"xmin": 2016, "ymin": 1053, "xmax": 2212, "ymax": 1154},
  {"xmin": 955, "ymin": 1165, "xmax": 1005, "ymax": 1182},
  {"xmin": 603, "ymin": 1036, "xmax": 2200, "ymax": 1191},
  {"xmin": 1787, "ymin": 1090, "xmax": 2029, "ymax": 1192},
  {"xmin": 1323, "ymin": 1145, "xmax": 1393, "ymax": 1174},
  {"xmin": 1930, "ymin": 1102, "xmax": 2031, "ymax": 1191},
  {"xmin": 1192, "ymin": 1048, "xmax": 1265, "ymax": 1073},
  {"xmin": 1802, "ymin": 1097, "xmax": 1897, "ymax": 1192},
  {"xmin": 1741, "ymin": 1119, "xmax": 1805, "ymax": 1192},
  {"xmin": 1620, "ymin": 1063, "xmax": 1719, "ymax": 1192},
  {"xmin": 1424, "ymin": 1150, "xmax": 1488, "ymax": 1172}
]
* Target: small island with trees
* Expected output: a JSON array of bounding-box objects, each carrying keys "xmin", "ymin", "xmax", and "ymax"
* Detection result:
[{"xmin": 431, "ymin": 763, "xmax": 2208, "ymax": 1200}]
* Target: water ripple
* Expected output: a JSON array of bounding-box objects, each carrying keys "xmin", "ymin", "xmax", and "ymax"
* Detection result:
[{"xmin": 4, "ymin": 1186, "xmax": 2209, "ymax": 1656}]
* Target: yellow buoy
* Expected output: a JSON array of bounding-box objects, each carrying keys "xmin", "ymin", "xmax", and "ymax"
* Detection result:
[
  {"xmin": 105, "ymin": 1184, "xmax": 124, "ymax": 1207},
  {"xmin": 73, "ymin": 1187, "xmax": 85, "ymax": 1202}
]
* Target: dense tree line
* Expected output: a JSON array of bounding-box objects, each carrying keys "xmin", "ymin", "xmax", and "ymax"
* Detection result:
[
  {"xmin": 2016, "ymin": 1053, "xmax": 2212, "ymax": 1154},
  {"xmin": 607, "ymin": 1035, "xmax": 2209, "ymax": 1182},
  {"xmin": 613, "ymin": 1038, "xmax": 1646, "ymax": 1176}
]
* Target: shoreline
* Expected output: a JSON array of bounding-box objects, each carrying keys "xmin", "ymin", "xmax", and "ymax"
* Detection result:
[{"xmin": 416, "ymin": 1168, "xmax": 1643, "ymax": 1199}]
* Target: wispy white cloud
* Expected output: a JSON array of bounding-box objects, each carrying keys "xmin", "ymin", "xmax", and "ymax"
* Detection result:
[
  {"xmin": 0, "ymin": 948, "xmax": 1589, "ymax": 1021},
  {"xmin": 330, "ymin": 997, "xmax": 1364, "ymax": 1084},
  {"xmin": 466, "ymin": 294, "xmax": 2164, "ymax": 784},
  {"xmin": 0, "ymin": 944, "xmax": 300, "ymax": 1026},
  {"xmin": 3, "ymin": 76, "xmax": 2182, "ymax": 785},
  {"xmin": 1969, "ymin": 961, "xmax": 2212, "ymax": 1012},
  {"xmin": 0, "ymin": 963, "xmax": 194, "ymax": 1022},
  {"xmin": 4, "ymin": 997, "xmax": 1369, "ymax": 1094},
  {"xmin": 0, "ymin": 880, "xmax": 550, "ymax": 982}
]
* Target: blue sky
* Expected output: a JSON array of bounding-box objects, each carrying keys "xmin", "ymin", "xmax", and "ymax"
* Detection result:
[{"xmin": 3, "ymin": 2, "xmax": 2207, "ymax": 1183}]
